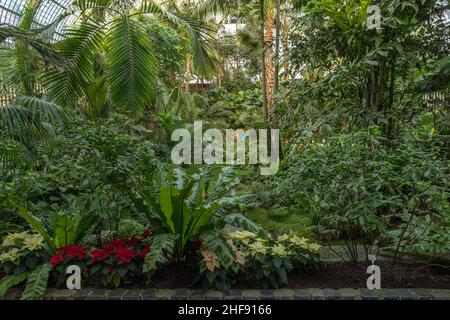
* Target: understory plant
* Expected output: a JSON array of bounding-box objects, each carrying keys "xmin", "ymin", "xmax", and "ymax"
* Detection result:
[
  {"xmin": 199, "ymin": 231, "xmax": 321, "ymax": 290},
  {"xmin": 0, "ymin": 201, "xmax": 95, "ymax": 299},
  {"xmin": 138, "ymin": 165, "xmax": 262, "ymax": 275},
  {"xmin": 263, "ymin": 126, "xmax": 450, "ymax": 264},
  {"xmin": 87, "ymin": 235, "xmax": 151, "ymax": 288},
  {"xmin": 0, "ymin": 231, "xmax": 51, "ymax": 300}
]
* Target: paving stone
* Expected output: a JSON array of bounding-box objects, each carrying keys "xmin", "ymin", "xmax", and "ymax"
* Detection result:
[
  {"xmin": 73, "ymin": 289, "xmax": 95, "ymax": 300},
  {"xmin": 88, "ymin": 289, "xmax": 109, "ymax": 300},
  {"xmin": 308, "ymin": 289, "xmax": 325, "ymax": 300},
  {"xmin": 8, "ymin": 287, "xmax": 450, "ymax": 300},
  {"xmin": 43, "ymin": 288, "xmax": 59, "ymax": 300},
  {"xmin": 190, "ymin": 289, "xmax": 206, "ymax": 300},
  {"xmin": 377, "ymin": 289, "xmax": 400, "ymax": 300},
  {"xmin": 141, "ymin": 289, "xmax": 157, "ymax": 300},
  {"xmin": 293, "ymin": 289, "xmax": 311, "ymax": 300},
  {"xmin": 323, "ymin": 289, "xmax": 339, "ymax": 300},
  {"xmin": 154, "ymin": 289, "xmax": 175, "ymax": 300},
  {"xmin": 274, "ymin": 289, "xmax": 294, "ymax": 300},
  {"xmin": 105, "ymin": 289, "xmax": 128, "ymax": 300},
  {"xmin": 123, "ymin": 289, "xmax": 143, "ymax": 300},
  {"xmin": 430, "ymin": 289, "xmax": 450, "ymax": 300},
  {"xmin": 225, "ymin": 289, "xmax": 242, "ymax": 300},
  {"xmin": 206, "ymin": 290, "xmax": 224, "ymax": 300},
  {"xmin": 395, "ymin": 289, "xmax": 416, "ymax": 300},
  {"xmin": 53, "ymin": 289, "xmax": 77, "ymax": 300},
  {"xmin": 260, "ymin": 290, "xmax": 275, "ymax": 300},
  {"xmin": 242, "ymin": 290, "xmax": 261, "ymax": 300},
  {"xmin": 407, "ymin": 289, "xmax": 432, "ymax": 300},
  {"xmin": 337, "ymin": 288, "xmax": 359, "ymax": 300},
  {"xmin": 173, "ymin": 288, "xmax": 190, "ymax": 300},
  {"xmin": 360, "ymin": 288, "xmax": 380, "ymax": 300}
]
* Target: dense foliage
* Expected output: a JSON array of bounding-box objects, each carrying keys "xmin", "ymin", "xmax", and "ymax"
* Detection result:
[{"xmin": 0, "ymin": 0, "xmax": 448, "ymax": 297}]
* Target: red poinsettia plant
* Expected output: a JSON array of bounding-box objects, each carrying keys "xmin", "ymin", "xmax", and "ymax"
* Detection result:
[
  {"xmin": 88, "ymin": 233, "xmax": 152, "ymax": 287},
  {"xmin": 49, "ymin": 245, "xmax": 89, "ymax": 286},
  {"xmin": 48, "ymin": 231, "xmax": 152, "ymax": 288}
]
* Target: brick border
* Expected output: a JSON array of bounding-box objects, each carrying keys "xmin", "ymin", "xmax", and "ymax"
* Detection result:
[{"xmin": 3, "ymin": 288, "xmax": 450, "ymax": 300}]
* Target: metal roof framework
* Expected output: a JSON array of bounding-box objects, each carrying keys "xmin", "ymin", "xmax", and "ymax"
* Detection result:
[{"xmin": 0, "ymin": 0, "xmax": 73, "ymax": 41}]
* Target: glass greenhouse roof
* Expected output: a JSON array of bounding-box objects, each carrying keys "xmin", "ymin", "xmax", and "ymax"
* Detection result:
[{"xmin": 0, "ymin": 0, "xmax": 73, "ymax": 40}]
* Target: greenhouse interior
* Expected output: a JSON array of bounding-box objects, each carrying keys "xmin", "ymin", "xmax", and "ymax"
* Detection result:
[{"xmin": 0, "ymin": 0, "xmax": 449, "ymax": 303}]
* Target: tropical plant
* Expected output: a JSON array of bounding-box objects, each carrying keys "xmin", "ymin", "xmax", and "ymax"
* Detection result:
[
  {"xmin": 6, "ymin": 201, "xmax": 96, "ymax": 253},
  {"xmin": 199, "ymin": 230, "xmax": 321, "ymax": 290},
  {"xmin": 44, "ymin": 0, "xmax": 218, "ymax": 112},
  {"xmin": 0, "ymin": 96, "xmax": 66, "ymax": 169},
  {"xmin": 0, "ymin": 229, "xmax": 51, "ymax": 300},
  {"xmin": 138, "ymin": 165, "xmax": 262, "ymax": 273},
  {"xmin": 86, "ymin": 235, "xmax": 151, "ymax": 288}
]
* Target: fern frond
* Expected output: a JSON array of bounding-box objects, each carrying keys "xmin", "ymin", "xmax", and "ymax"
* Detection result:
[
  {"xmin": 20, "ymin": 263, "xmax": 51, "ymax": 300},
  {"xmin": 143, "ymin": 233, "xmax": 177, "ymax": 273},
  {"xmin": 0, "ymin": 273, "xmax": 29, "ymax": 298}
]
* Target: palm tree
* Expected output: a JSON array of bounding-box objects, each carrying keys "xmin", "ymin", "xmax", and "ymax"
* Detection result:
[
  {"xmin": 161, "ymin": 0, "xmax": 219, "ymax": 92},
  {"xmin": 15, "ymin": 0, "xmax": 44, "ymax": 96},
  {"xmin": 0, "ymin": 96, "xmax": 67, "ymax": 169},
  {"xmin": 0, "ymin": 25, "xmax": 67, "ymax": 169},
  {"xmin": 196, "ymin": 0, "xmax": 281, "ymax": 124},
  {"xmin": 44, "ymin": 0, "xmax": 219, "ymax": 112}
]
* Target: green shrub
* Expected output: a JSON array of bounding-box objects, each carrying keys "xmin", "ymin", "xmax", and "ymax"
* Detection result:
[{"xmin": 258, "ymin": 126, "xmax": 449, "ymax": 264}]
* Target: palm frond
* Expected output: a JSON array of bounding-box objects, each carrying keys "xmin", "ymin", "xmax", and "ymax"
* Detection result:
[
  {"xmin": 0, "ymin": 96, "xmax": 66, "ymax": 142},
  {"xmin": 194, "ymin": 0, "xmax": 242, "ymax": 17},
  {"xmin": 106, "ymin": 15, "xmax": 158, "ymax": 112},
  {"xmin": 140, "ymin": 1, "xmax": 219, "ymax": 77},
  {"xmin": 44, "ymin": 18, "xmax": 105, "ymax": 105},
  {"xmin": 0, "ymin": 25, "xmax": 65, "ymax": 68},
  {"xmin": 0, "ymin": 139, "xmax": 35, "ymax": 169}
]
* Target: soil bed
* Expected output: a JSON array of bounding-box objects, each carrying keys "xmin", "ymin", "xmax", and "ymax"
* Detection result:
[{"xmin": 77, "ymin": 262, "xmax": 450, "ymax": 290}]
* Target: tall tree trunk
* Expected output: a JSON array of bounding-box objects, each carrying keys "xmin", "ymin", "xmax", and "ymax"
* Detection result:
[
  {"xmin": 260, "ymin": 0, "xmax": 268, "ymax": 121},
  {"xmin": 282, "ymin": 12, "xmax": 290, "ymax": 82},
  {"xmin": 264, "ymin": 5, "xmax": 275, "ymax": 124},
  {"xmin": 273, "ymin": 0, "xmax": 281, "ymax": 127}
]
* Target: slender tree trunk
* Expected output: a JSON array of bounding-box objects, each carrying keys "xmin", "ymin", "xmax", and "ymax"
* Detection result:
[
  {"xmin": 264, "ymin": 6, "xmax": 275, "ymax": 123},
  {"xmin": 282, "ymin": 12, "xmax": 290, "ymax": 82},
  {"xmin": 260, "ymin": 0, "xmax": 268, "ymax": 121},
  {"xmin": 273, "ymin": 0, "xmax": 281, "ymax": 127}
]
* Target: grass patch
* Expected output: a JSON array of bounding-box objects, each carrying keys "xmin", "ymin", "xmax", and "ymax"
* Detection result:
[{"xmin": 245, "ymin": 207, "xmax": 315, "ymax": 239}]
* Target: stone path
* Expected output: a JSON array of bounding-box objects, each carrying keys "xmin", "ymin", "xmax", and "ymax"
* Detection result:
[{"xmin": 3, "ymin": 288, "xmax": 450, "ymax": 300}]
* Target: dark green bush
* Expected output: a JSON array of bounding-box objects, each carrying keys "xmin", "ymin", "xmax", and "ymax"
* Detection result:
[{"xmin": 255, "ymin": 125, "xmax": 449, "ymax": 264}]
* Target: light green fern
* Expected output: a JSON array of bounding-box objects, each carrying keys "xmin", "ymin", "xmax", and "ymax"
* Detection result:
[
  {"xmin": 20, "ymin": 263, "xmax": 51, "ymax": 300},
  {"xmin": 143, "ymin": 233, "xmax": 177, "ymax": 273}
]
